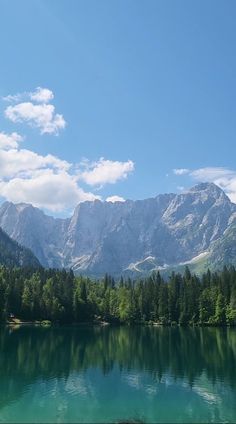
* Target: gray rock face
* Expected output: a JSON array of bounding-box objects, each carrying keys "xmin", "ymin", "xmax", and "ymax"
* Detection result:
[
  {"xmin": 0, "ymin": 226, "xmax": 40, "ymax": 268},
  {"xmin": 0, "ymin": 183, "xmax": 235, "ymax": 275},
  {"xmin": 0, "ymin": 202, "xmax": 69, "ymax": 268}
]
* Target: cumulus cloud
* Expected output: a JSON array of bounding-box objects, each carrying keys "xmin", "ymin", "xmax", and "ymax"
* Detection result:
[
  {"xmin": 0, "ymin": 148, "xmax": 70, "ymax": 179},
  {"xmin": 0, "ymin": 88, "xmax": 134, "ymax": 212},
  {"xmin": 173, "ymin": 166, "xmax": 236, "ymax": 203},
  {"xmin": 0, "ymin": 171, "xmax": 99, "ymax": 212},
  {"xmin": 0, "ymin": 149, "xmax": 99, "ymax": 211},
  {"xmin": 80, "ymin": 158, "xmax": 134, "ymax": 186},
  {"xmin": 0, "ymin": 130, "xmax": 133, "ymax": 211},
  {"xmin": 30, "ymin": 87, "xmax": 54, "ymax": 103},
  {"xmin": 5, "ymin": 102, "xmax": 66, "ymax": 135},
  {"xmin": 106, "ymin": 195, "xmax": 126, "ymax": 203},
  {"xmin": 0, "ymin": 132, "xmax": 23, "ymax": 149},
  {"xmin": 3, "ymin": 87, "xmax": 66, "ymax": 135},
  {"xmin": 3, "ymin": 87, "xmax": 54, "ymax": 104}
]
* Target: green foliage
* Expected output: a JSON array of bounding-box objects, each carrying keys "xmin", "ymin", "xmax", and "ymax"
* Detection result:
[
  {"xmin": 1, "ymin": 326, "xmax": 236, "ymax": 402},
  {"xmin": 0, "ymin": 265, "xmax": 236, "ymax": 325}
]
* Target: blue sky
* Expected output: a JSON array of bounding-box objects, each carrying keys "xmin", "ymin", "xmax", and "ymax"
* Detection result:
[{"xmin": 0, "ymin": 0, "xmax": 236, "ymax": 215}]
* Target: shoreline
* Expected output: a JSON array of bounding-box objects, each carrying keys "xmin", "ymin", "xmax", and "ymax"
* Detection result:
[{"xmin": 3, "ymin": 320, "xmax": 236, "ymax": 328}]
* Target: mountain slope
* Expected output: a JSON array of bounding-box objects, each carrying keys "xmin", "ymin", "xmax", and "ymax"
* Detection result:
[
  {"xmin": 0, "ymin": 183, "xmax": 235, "ymax": 275},
  {"xmin": 0, "ymin": 227, "xmax": 40, "ymax": 268},
  {"xmin": 0, "ymin": 202, "xmax": 69, "ymax": 268},
  {"xmin": 207, "ymin": 219, "xmax": 236, "ymax": 269}
]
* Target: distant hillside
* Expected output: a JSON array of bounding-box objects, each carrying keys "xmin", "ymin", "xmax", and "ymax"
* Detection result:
[{"xmin": 0, "ymin": 227, "xmax": 40, "ymax": 268}]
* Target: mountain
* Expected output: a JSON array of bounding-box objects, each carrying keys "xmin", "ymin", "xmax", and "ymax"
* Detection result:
[
  {"xmin": 207, "ymin": 219, "xmax": 236, "ymax": 269},
  {"xmin": 0, "ymin": 202, "xmax": 69, "ymax": 268},
  {"xmin": 0, "ymin": 226, "xmax": 40, "ymax": 268},
  {"xmin": 0, "ymin": 182, "xmax": 235, "ymax": 276}
]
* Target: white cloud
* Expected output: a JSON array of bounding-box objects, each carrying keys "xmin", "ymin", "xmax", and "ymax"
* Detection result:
[
  {"xmin": 106, "ymin": 195, "xmax": 126, "ymax": 203},
  {"xmin": 173, "ymin": 166, "xmax": 236, "ymax": 203},
  {"xmin": 0, "ymin": 132, "xmax": 23, "ymax": 149},
  {"xmin": 0, "ymin": 170, "xmax": 99, "ymax": 212},
  {"xmin": 2, "ymin": 87, "xmax": 54, "ymax": 104},
  {"xmin": 0, "ymin": 129, "xmax": 99, "ymax": 211},
  {"xmin": 190, "ymin": 167, "xmax": 235, "ymax": 181},
  {"xmin": 5, "ymin": 102, "xmax": 66, "ymax": 135},
  {"xmin": 0, "ymin": 133, "xmax": 133, "ymax": 212},
  {"xmin": 81, "ymin": 158, "xmax": 134, "ymax": 186},
  {"xmin": 0, "ymin": 148, "xmax": 70, "ymax": 179},
  {"xmin": 30, "ymin": 87, "xmax": 54, "ymax": 103},
  {"xmin": 0, "ymin": 88, "xmax": 134, "ymax": 212},
  {"xmin": 173, "ymin": 168, "xmax": 190, "ymax": 175},
  {"xmin": 0, "ymin": 145, "xmax": 100, "ymax": 211},
  {"xmin": 3, "ymin": 87, "xmax": 66, "ymax": 135},
  {"xmin": 2, "ymin": 94, "xmax": 22, "ymax": 103}
]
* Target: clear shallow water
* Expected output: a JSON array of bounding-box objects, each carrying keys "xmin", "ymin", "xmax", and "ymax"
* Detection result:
[{"xmin": 0, "ymin": 326, "xmax": 235, "ymax": 423}]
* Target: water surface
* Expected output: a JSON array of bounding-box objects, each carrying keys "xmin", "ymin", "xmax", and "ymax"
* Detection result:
[{"xmin": 0, "ymin": 326, "xmax": 235, "ymax": 423}]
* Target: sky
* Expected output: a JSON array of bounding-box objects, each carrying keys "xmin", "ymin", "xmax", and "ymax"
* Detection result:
[{"xmin": 0, "ymin": 0, "xmax": 236, "ymax": 215}]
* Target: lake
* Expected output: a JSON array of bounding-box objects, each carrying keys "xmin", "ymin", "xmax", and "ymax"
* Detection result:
[{"xmin": 0, "ymin": 326, "xmax": 235, "ymax": 423}]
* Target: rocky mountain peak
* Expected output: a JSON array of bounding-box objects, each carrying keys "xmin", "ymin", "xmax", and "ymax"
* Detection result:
[
  {"xmin": 188, "ymin": 182, "xmax": 229, "ymax": 200},
  {"xmin": 0, "ymin": 183, "xmax": 235, "ymax": 276}
]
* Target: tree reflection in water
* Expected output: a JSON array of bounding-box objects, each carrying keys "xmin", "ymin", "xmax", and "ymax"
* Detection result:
[{"xmin": 0, "ymin": 326, "xmax": 235, "ymax": 412}]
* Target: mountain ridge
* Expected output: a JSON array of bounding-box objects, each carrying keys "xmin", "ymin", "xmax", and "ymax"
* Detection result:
[{"xmin": 0, "ymin": 183, "xmax": 235, "ymax": 276}]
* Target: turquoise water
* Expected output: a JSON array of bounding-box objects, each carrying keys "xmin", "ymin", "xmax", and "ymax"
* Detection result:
[{"xmin": 0, "ymin": 326, "xmax": 235, "ymax": 423}]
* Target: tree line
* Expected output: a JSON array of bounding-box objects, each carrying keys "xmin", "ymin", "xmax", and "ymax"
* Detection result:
[{"xmin": 0, "ymin": 265, "xmax": 236, "ymax": 325}]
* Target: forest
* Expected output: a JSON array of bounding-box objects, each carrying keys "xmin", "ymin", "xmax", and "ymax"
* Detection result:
[{"xmin": 0, "ymin": 265, "xmax": 236, "ymax": 326}]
